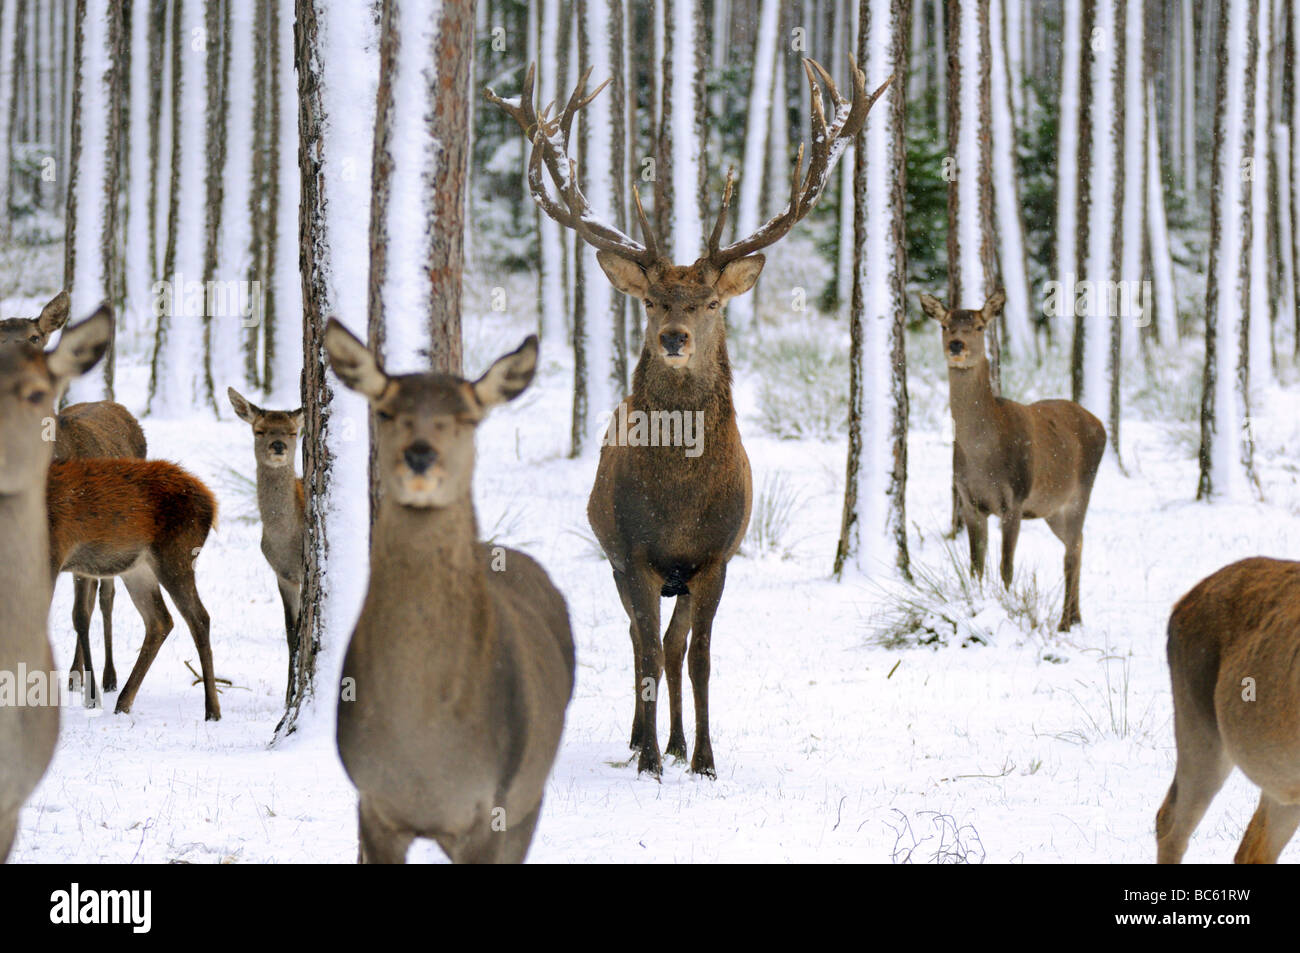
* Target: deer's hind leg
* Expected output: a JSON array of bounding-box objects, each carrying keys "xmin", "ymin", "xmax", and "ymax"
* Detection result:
[
  {"xmin": 156, "ymin": 557, "xmax": 220, "ymax": 722},
  {"xmin": 1046, "ymin": 508, "xmax": 1085, "ymax": 630},
  {"xmin": 1234, "ymin": 793, "xmax": 1300, "ymax": 864},
  {"xmin": 663, "ymin": 594, "xmax": 692, "ymax": 762},
  {"xmin": 963, "ymin": 505, "xmax": 988, "ymax": 580},
  {"xmin": 68, "ymin": 575, "xmax": 100, "ymax": 707},
  {"xmin": 999, "ymin": 508, "xmax": 1022, "ymax": 589},
  {"xmin": 98, "ymin": 579, "xmax": 117, "ymax": 692},
  {"xmin": 1156, "ymin": 696, "xmax": 1232, "ymax": 864},
  {"xmin": 113, "ymin": 567, "xmax": 174, "ymax": 716}
]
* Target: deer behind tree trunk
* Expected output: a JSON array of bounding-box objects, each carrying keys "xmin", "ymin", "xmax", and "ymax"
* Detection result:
[
  {"xmin": 227, "ymin": 388, "xmax": 304, "ymax": 705},
  {"xmin": 1157, "ymin": 557, "xmax": 1300, "ymax": 863},
  {"xmin": 326, "ymin": 321, "xmax": 574, "ymax": 864}
]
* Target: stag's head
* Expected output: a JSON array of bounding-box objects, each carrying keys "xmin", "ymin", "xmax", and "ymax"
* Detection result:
[
  {"xmin": 0, "ymin": 307, "xmax": 111, "ymax": 494},
  {"xmin": 486, "ymin": 60, "xmax": 892, "ymax": 373},
  {"xmin": 0, "ymin": 291, "xmax": 71, "ymax": 349},
  {"xmin": 920, "ymin": 289, "xmax": 1006, "ymax": 371},
  {"xmin": 324, "ymin": 320, "xmax": 537, "ymax": 509},
  {"xmin": 227, "ymin": 388, "xmax": 304, "ymax": 470}
]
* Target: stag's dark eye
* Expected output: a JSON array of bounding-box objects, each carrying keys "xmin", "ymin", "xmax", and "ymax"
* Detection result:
[
  {"xmin": 28, "ymin": 335, "xmax": 39, "ymax": 344},
  {"xmin": 644, "ymin": 300, "xmax": 655, "ymax": 310},
  {"xmin": 708, "ymin": 301, "xmax": 719, "ymax": 310},
  {"xmin": 376, "ymin": 409, "xmax": 395, "ymax": 421},
  {"xmin": 26, "ymin": 389, "xmax": 48, "ymax": 405}
]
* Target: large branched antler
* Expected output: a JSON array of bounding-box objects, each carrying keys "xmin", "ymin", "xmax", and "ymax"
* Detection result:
[
  {"xmin": 484, "ymin": 63, "xmax": 661, "ymax": 269},
  {"xmin": 707, "ymin": 59, "xmax": 894, "ymax": 268}
]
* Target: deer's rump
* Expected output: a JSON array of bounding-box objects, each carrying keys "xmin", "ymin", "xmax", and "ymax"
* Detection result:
[
  {"xmin": 1168, "ymin": 557, "xmax": 1300, "ymax": 791},
  {"xmin": 46, "ymin": 460, "xmax": 217, "ymax": 576},
  {"xmin": 54, "ymin": 401, "xmax": 147, "ymax": 460}
]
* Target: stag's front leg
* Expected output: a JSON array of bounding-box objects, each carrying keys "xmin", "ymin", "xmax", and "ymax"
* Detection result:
[
  {"xmin": 663, "ymin": 594, "xmax": 692, "ymax": 762},
  {"xmin": 622, "ymin": 566, "xmax": 664, "ymax": 778},
  {"xmin": 999, "ymin": 508, "xmax": 1021, "ymax": 589},
  {"xmin": 70, "ymin": 576, "xmax": 100, "ymax": 708},
  {"xmin": 612, "ymin": 570, "xmax": 648, "ymax": 752},
  {"xmin": 686, "ymin": 563, "xmax": 728, "ymax": 779}
]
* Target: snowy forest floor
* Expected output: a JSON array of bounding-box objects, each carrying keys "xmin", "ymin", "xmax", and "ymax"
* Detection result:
[{"xmin": 7, "ymin": 239, "xmax": 1300, "ymax": 864}]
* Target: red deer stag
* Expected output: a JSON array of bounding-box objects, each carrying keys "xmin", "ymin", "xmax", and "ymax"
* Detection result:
[
  {"xmin": 0, "ymin": 311, "xmax": 112, "ymax": 861},
  {"xmin": 919, "ymin": 290, "xmax": 1106, "ymax": 632},
  {"xmin": 488, "ymin": 60, "xmax": 892, "ymax": 777},
  {"xmin": 46, "ymin": 459, "xmax": 221, "ymax": 721},
  {"xmin": 227, "ymin": 388, "xmax": 304, "ymax": 705},
  {"xmin": 325, "ymin": 320, "xmax": 575, "ymax": 864},
  {"xmin": 1157, "ymin": 558, "xmax": 1300, "ymax": 863},
  {"xmin": 1, "ymin": 292, "xmax": 148, "ymax": 693}
]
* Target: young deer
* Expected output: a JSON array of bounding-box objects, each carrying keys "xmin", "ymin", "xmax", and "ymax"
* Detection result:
[
  {"xmin": 1157, "ymin": 558, "xmax": 1300, "ymax": 863},
  {"xmin": 920, "ymin": 290, "xmax": 1107, "ymax": 631},
  {"xmin": 47, "ymin": 459, "xmax": 221, "ymax": 721},
  {"xmin": 227, "ymin": 388, "xmax": 304, "ymax": 704},
  {"xmin": 2, "ymin": 291, "xmax": 148, "ymax": 693},
  {"xmin": 0, "ymin": 311, "xmax": 112, "ymax": 862},
  {"xmin": 325, "ymin": 320, "xmax": 575, "ymax": 864},
  {"xmin": 489, "ymin": 59, "xmax": 891, "ymax": 777}
]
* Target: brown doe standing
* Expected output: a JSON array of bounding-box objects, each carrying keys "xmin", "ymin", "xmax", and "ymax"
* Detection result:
[
  {"xmin": 46, "ymin": 456, "xmax": 220, "ymax": 720},
  {"xmin": 227, "ymin": 388, "xmax": 304, "ymax": 704},
  {"xmin": 1, "ymin": 292, "xmax": 148, "ymax": 693},
  {"xmin": 919, "ymin": 290, "xmax": 1106, "ymax": 631},
  {"xmin": 0, "ymin": 312, "xmax": 112, "ymax": 861},
  {"xmin": 488, "ymin": 60, "xmax": 891, "ymax": 778},
  {"xmin": 1157, "ymin": 557, "xmax": 1300, "ymax": 863},
  {"xmin": 325, "ymin": 321, "xmax": 575, "ymax": 864}
]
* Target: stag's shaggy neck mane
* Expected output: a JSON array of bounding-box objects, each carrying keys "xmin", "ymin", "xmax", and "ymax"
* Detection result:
[{"xmin": 632, "ymin": 335, "xmax": 736, "ymax": 416}]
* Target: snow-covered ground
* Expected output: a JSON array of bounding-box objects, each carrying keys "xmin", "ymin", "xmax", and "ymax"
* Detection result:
[{"xmin": 7, "ymin": 255, "xmax": 1300, "ymax": 864}]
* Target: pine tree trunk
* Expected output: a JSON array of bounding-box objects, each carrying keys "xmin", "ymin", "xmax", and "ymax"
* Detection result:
[
  {"xmin": 1198, "ymin": 0, "xmax": 1261, "ymax": 501},
  {"xmin": 836, "ymin": 0, "xmax": 910, "ymax": 582},
  {"xmin": 727, "ymin": 0, "xmax": 779, "ymax": 331},
  {"xmin": 282, "ymin": 0, "xmax": 380, "ymax": 740},
  {"xmin": 0, "ymin": 0, "xmax": 19, "ymax": 243},
  {"xmin": 63, "ymin": 0, "xmax": 123, "ymax": 404}
]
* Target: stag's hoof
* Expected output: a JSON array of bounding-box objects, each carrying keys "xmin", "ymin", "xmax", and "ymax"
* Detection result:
[
  {"xmin": 636, "ymin": 747, "xmax": 663, "ymax": 780},
  {"xmin": 690, "ymin": 744, "xmax": 716, "ymax": 779},
  {"xmin": 205, "ymin": 706, "xmax": 222, "ymax": 722},
  {"xmin": 114, "ymin": 699, "xmax": 131, "ymax": 715},
  {"xmin": 102, "ymin": 671, "xmax": 117, "ymax": 693},
  {"xmin": 664, "ymin": 731, "xmax": 688, "ymax": 762}
]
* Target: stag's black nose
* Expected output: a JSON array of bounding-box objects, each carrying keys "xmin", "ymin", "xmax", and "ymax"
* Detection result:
[
  {"xmin": 660, "ymin": 330, "xmax": 689, "ymax": 355},
  {"xmin": 948, "ymin": 340, "xmax": 964, "ymax": 356},
  {"xmin": 404, "ymin": 441, "xmax": 438, "ymax": 474},
  {"xmin": 270, "ymin": 439, "xmax": 287, "ymax": 454}
]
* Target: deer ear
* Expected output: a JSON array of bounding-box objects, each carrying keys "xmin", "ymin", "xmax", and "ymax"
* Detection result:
[
  {"xmin": 227, "ymin": 387, "xmax": 262, "ymax": 423},
  {"xmin": 715, "ymin": 255, "xmax": 765, "ymax": 302},
  {"xmin": 38, "ymin": 291, "xmax": 71, "ymax": 337},
  {"xmin": 919, "ymin": 293, "xmax": 949, "ymax": 325},
  {"xmin": 47, "ymin": 306, "xmax": 112, "ymax": 382},
  {"xmin": 289, "ymin": 408, "xmax": 304, "ymax": 432},
  {"xmin": 596, "ymin": 251, "xmax": 649, "ymax": 299},
  {"xmin": 982, "ymin": 288, "xmax": 1007, "ymax": 321},
  {"xmin": 324, "ymin": 319, "xmax": 389, "ymax": 399},
  {"xmin": 473, "ymin": 335, "xmax": 538, "ymax": 411}
]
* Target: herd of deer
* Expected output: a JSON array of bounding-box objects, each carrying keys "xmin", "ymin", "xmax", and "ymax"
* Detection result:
[{"xmin": 1, "ymin": 58, "xmax": 1298, "ymax": 864}]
